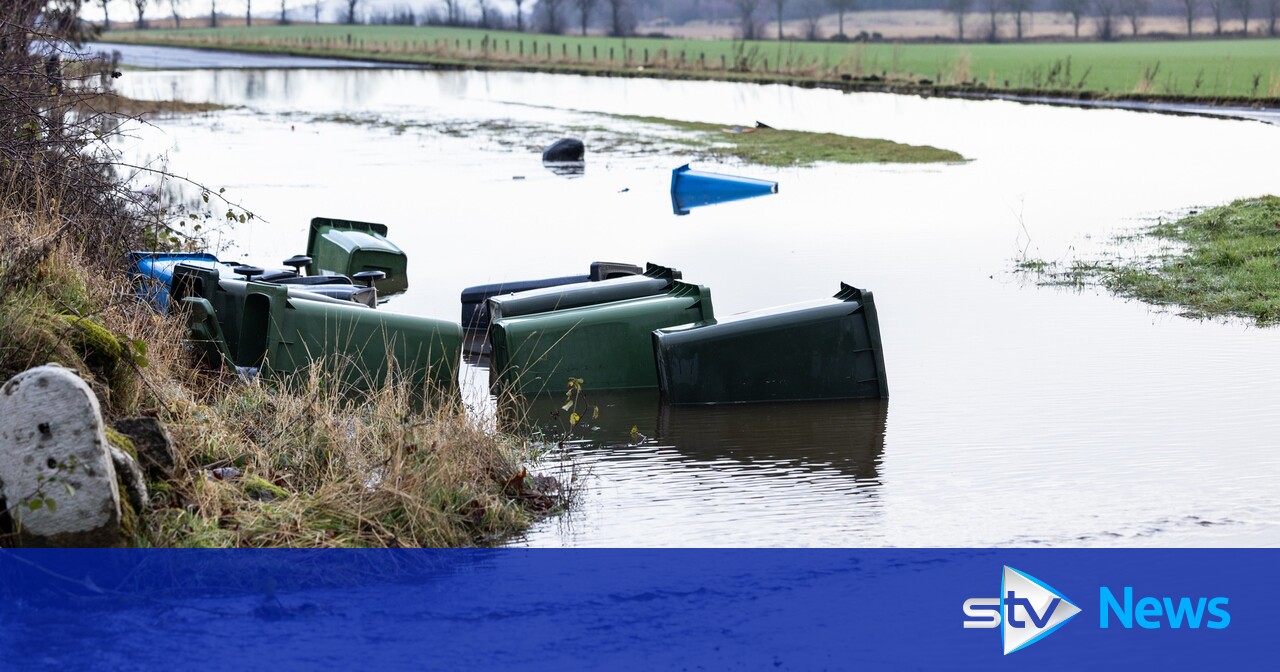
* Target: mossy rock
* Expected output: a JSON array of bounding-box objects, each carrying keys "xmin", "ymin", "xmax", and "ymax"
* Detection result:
[
  {"xmin": 119, "ymin": 492, "xmax": 139, "ymax": 544},
  {"xmin": 104, "ymin": 425, "xmax": 138, "ymax": 459},
  {"xmin": 51, "ymin": 314, "xmax": 139, "ymax": 413}
]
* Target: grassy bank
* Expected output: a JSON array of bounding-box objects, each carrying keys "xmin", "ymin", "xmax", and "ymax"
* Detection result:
[
  {"xmin": 0, "ymin": 208, "xmax": 564, "ymax": 547},
  {"xmin": 1017, "ymin": 196, "xmax": 1280, "ymax": 324},
  {"xmin": 103, "ymin": 25, "xmax": 1280, "ymax": 103}
]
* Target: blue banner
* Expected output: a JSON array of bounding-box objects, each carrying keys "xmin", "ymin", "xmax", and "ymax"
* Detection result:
[{"xmin": 0, "ymin": 549, "xmax": 1270, "ymax": 669}]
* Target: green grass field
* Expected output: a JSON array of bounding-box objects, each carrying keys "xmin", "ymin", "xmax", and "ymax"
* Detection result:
[
  {"xmin": 1019, "ymin": 196, "xmax": 1280, "ymax": 324},
  {"xmin": 104, "ymin": 25, "xmax": 1280, "ymax": 101}
]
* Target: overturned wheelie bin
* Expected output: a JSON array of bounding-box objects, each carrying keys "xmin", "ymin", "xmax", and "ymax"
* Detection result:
[
  {"xmin": 486, "ymin": 263, "xmax": 683, "ymax": 324},
  {"xmin": 306, "ymin": 217, "xmax": 409, "ymax": 297},
  {"xmin": 489, "ymin": 281, "xmax": 714, "ymax": 395},
  {"xmin": 174, "ymin": 263, "xmax": 460, "ymax": 396},
  {"xmin": 130, "ymin": 252, "xmax": 378, "ymax": 311},
  {"xmin": 653, "ymin": 283, "xmax": 888, "ymax": 404},
  {"xmin": 461, "ymin": 261, "xmax": 644, "ymax": 334}
]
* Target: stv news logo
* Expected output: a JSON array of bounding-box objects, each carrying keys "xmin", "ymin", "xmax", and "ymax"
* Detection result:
[
  {"xmin": 962, "ymin": 566, "xmax": 1232, "ymax": 655},
  {"xmin": 962, "ymin": 566, "xmax": 1082, "ymax": 655}
]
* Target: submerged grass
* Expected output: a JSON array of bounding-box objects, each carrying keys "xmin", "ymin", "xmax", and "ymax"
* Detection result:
[
  {"xmin": 616, "ymin": 115, "xmax": 964, "ymax": 166},
  {"xmin": 1017, "ymin": 196, "xmax": 1280, "ymax": 324},
  {"xmin": 305, "ymin": 109, "xmax": 962, "ymax": 167},
  {"xmin": 93, "ymin": 93, "xmax": 229, "ymax": 117}
]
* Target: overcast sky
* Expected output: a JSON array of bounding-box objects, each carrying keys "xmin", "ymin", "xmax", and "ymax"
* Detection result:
[{"xmin": 86, "ymin": 0, "xmax": 527, "ymax": 24}]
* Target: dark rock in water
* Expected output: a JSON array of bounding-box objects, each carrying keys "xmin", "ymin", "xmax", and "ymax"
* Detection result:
[
  {"xmin": 542, "ymin": 137, "xmax": 585, "ymax": 162},
  {"xmin": 114, "ymin": 416, "xmax": 176, "ymax": 479}
]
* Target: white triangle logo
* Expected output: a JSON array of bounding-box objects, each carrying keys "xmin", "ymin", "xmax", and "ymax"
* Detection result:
[{"xmin": 1001, "ymin": 566, "xmax": 1082, "ymax": 655}]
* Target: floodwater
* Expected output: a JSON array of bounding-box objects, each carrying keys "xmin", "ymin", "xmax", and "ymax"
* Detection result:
[
  {"xmin": 114, "ymin": 62, "xmax": 1280, "ymax": 547},
  {"xmin": 85, "ymin": 41, "xmax": 397, "ymax": 69}
]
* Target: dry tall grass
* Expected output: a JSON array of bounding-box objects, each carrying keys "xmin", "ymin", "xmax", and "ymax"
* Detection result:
[
  {"xmin": 0, "ymin": 206, "xmax": 566, "ymax": 547},
  {"xmin": 1, "ymin": 4, "xmax": 563, "ymax": 545}
]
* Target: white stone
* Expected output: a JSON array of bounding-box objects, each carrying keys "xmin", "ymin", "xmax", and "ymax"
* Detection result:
[{"xmin": 0, "ymin": 364, "xmax": 121, "ymax": 546}]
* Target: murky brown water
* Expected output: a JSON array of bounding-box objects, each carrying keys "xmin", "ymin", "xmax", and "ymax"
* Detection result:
[{"xmin": 116, "ymin": 64, "xmax": 1280, "ymax": 547}]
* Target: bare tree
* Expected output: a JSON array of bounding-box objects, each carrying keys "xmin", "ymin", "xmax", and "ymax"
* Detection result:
[
  {"xmin": 477, "ymin": 0, "xmax": 491, "ymax": 26},
  {"xmin": 211, "ymin": 0, "xmax": 218, "ymax": 27},
  {"xmin": 246, "ymin": 0, "xmax": 252, "ymax": 26},
  {"xmin": 442, "ymin": 0, "xmax": 459, "ymax": 24},
  {"xmin": 134, "ymin": 0, "xmax": 147, "ymax": 27},
  {"xmin": 1181, "ymin": 0, "xmax": 1196, "ymax": 34},
  {"xmin": 575, "ymin": 0, "xmax": 597, "ymax": 34},
  {"xmin": 101, "ymin": 0, "xmax": 111, "ymax": 28},
  {"xmin": 1208, "ymin": 0, "xmax": 1225, "ymax": 33},
  {"xmin": 279, "ymin": 0, "xmax": 287, "ymax": 24},
  {"xmin": 1267, "ymin": 0, "xmax": 1278, "ymax": 34},
  {"xmin": 984, "ymin": 0, "xmax": 1001, "ymax": 41},
  {"xmin": 773, "ymin": 0, "xmax": 786, "ymax": 39},
  {"xmin": 541, "ymin": 0, "xmax": 566, "ymax": 32},
  {"xmin": 945, "ymin": 0, "xmax": 974, "ymax": 40},
  {"xmin": 606, "ymin": 0, "xmax": 632, "ymax": 35},
  {"xmin": 1005, "ymin": 0, "xmax": 1031, "ymax": 40},
  {"xmin": 801, "ymin": 0, "xmax": 823, "ymax": 38},
  {"xmin": 733, "ymin": 0, "xmax": 760, "ymax": 38},
  {"xmin": 1095, "ymin": 0, "xmax": 1117, "ymax": 39},
  {"xmin": 1059, "ymin": 0, "xmax": 1087, "ymax": 36},
  {"xmin": 828, "ymin": 0, "xmax": 856, "ymax": 37},
  {"xmin": 170, "ymin": 0, "xmax": 183, "ymax": 27},
  {"xmin": 1119, "ymin": 0, "xmax": 1148, "ymax": 34},
  {"xmin": 515, "ymin": 0, "xmax": 526, "ymax": 30},
  {"xmin": 1232, "ymin": 0, "xmax": 1253, "ymax": 31},
  {"xmin": 345, "ymin": 0, "xmax": 358, "ymax": 23}
]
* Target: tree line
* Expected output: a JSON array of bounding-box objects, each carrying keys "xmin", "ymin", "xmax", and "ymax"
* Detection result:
[{"xmin": 100, "ymin": 0, "xmax": 1280, "ymax": 40}]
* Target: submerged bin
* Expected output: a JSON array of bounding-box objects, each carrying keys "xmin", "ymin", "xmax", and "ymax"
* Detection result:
[
  {"xmin": 460, "ymin": 261, "xmax": 643, "ymax": 333},
  {"xmin": 306, "ymin": 217, "xmax": 409, "ymax": 296},
  {"xmin": 669, "ymin": 164, "xmax": 778, "ymax": 216},
  {"xmin": 486, "ymin": 263, "xmax": 682, "ymax": 325},
  {"xmin": 174, "ymin": 265, "xmax": 460, "ymax": 395},
  {"xmin": 653, "ymin": 283, "xmax": 888, "ymax": 404},
  {"xmin": 490, "ymin": 281, "xmax": 714, "ymax": 395}
]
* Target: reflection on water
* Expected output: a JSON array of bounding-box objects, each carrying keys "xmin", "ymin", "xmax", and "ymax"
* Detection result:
[
  {"xmin": 658, "ymin": 400, "xmax": 886, "ymax": 482},
  {"xmin": 506, "ymin": 389, "xmax": 661, "ymax": 445},
  {"xmin": 114, "ymin": 66, "xmax": 1280, "ymax": 547},
  {"xmin": 509, "ymin": 390, "xmax": 886, "ymax": 483},
  {"xmin": 542, "ymin": 161, "xmax": 586, "ymax": 178}
]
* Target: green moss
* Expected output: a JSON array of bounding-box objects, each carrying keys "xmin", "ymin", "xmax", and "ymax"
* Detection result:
[
  {"xmin": 0, "ymin": 289, "xmax": 137, "ymax": 413},
  {"xmin": 53, "ymin": 314, "xmax": 137, "ymax": 413},
  {"xmin": 118, "ymin": 491, "xmax": 139, "ymax": 545},
  {"xmin": 243, "ymin": 476, "xmax": 290, "ymax": 502},
  {"xmin": 105, "ymin": 425, "xmax": 137, "ymax": 458}
]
